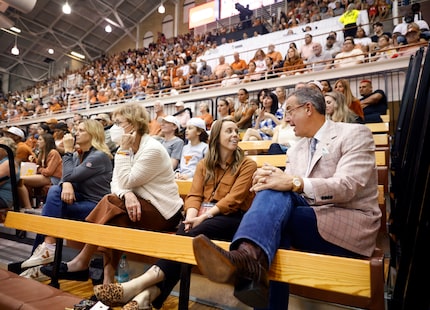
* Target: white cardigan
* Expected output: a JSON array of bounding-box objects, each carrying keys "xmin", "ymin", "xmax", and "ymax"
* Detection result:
[{"xmin": 111, "ymin": 134, "xmax": 183, "ymax": 219}]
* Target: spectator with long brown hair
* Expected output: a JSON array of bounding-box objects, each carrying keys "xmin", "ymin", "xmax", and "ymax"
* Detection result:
[
  {"xmin": 19, "ymin": 133, "xmax": 62, "ymax": 209},
  {"xmin": 282, "ymin": 47, "xmax": 305, "ymax": 76},
  {"xmin": 334, "ymin": 78, "xmax": 364, "ymax": 119}
]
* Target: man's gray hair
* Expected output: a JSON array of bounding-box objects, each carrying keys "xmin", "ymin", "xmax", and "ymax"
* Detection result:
[{"xmin": 288, "ymin": 87, "xmax": 326, "ymax": 115}]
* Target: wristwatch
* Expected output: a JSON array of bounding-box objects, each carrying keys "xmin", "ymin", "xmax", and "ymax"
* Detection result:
[{"xmin": 292, "ymin": 177, "xmax": 303, "ymax": 193}]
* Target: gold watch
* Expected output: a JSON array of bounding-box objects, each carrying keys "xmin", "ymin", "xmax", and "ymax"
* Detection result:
[{"xmin": 292, "ymin": 177, "xmax": 302, "ymax": 193}]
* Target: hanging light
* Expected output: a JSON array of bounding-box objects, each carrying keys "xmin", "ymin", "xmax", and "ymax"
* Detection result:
[
  {"xmin": 63, "ymin": 1, "xmax": 71, "ymax": 14},
  {"xmin": 48, "ymin": 48, "xmax": 54, "ymax": 54},
  {"xmin": 71, "ymin": 51, "xmax": 85, "ymax": 59},
  {"xmin": 105, "ymin": 25, "xmax": 112, "ymax": 33},
  {"xmin": 11, "ymin": 35, "xmax": 19, "ymax": 56},
  {"xmin": 158, "ymin": 2, "xmax": 165, "ymax": 14}
]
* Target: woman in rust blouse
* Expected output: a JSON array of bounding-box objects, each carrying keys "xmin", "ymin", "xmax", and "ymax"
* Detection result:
[{"xmin": 282, "ymin": 47, "xmax": 306, "ymax": 76}]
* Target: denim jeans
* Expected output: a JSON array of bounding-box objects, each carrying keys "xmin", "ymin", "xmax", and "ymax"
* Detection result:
[
  {"xmin": 231, "ymin": 189, "xmax": 361, "ymax": 310},
  {"xmin": 42, "ymin": 185, "xmax": 98, "ymax": 219},
  {"xmin": 32, "ymin": 185, "xmax": 98, "ymax": 252}
]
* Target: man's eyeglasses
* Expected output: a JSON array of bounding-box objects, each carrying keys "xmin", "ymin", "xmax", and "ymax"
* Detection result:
[{"xmin": 285, "ymin": 104, "xmax": 306, "ymax": 116}]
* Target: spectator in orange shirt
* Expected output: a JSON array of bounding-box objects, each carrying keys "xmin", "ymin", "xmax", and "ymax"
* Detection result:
[
  {"xmin": 213, "ymin": 56, "xmax": 230, "ymax": 80},
  {"xmin": 3, "ymin": 126, "xmax": 35, "ymax": 164},
  {"xmin": 266, "ymin": 44, "xmax": 283, "ymax": 69},
  {"xmin": 48, "ymin": 97, "xmax": 63, "ymax": 113},
  {"xmin": 231, "ymin": 52, "xmax": 248, "ymax": 76},
  {"xmin": 25, "ymin": 124, "xmax": 39, "ymax": 151},
  {"xmin": 149, "ymin": 101, "xmax": 166, "ymax": 138},
  {"xmin": 197, "ymin": 102, "xmax": 213, "ymax": 130},
  {"xmin": 96, "ymin": 89, "xmax": 109, "ymax": 104}
]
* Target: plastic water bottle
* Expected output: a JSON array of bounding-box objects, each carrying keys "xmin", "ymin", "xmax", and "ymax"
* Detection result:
[{"xmin": 117, "ymin": 254, "xmax": 129, "ymax": 283}]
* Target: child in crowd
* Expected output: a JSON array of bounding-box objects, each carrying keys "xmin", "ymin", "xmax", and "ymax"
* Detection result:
[{"xmin": 175, "ymin": 118, "xmax": 208, "ymax": 180}]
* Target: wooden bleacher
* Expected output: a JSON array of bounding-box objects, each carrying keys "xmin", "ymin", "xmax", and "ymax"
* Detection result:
[
  {"xmin": 4, "ymin": 212, "xmax": 385, "ymax": 310},
  {"xmin": 366, "ymin": 122, "xmax": 389, "ymax": 133},
  {"xmin": 238, "ymin": 140, "xmax": 272, "ymax": 153}
]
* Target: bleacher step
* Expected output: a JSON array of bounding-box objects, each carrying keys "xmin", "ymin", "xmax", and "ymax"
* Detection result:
[{"xmin": 0, "ymin": 237, "xmax": 32, "ymax": 271}]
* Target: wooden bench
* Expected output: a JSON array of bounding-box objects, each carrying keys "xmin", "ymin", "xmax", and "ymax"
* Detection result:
[
  {"xmin": 4, "ymin": 212, "xmax": 385, "ymax": 310},
  {"xmin": 238, "ymin": 140, "xmax": 272, "ymax": 153},
  {"xmin": 366, "ymin": 122, "xmax": 389, "ymax": 133},
  {"xmin": 380, "ymin": 114, "xmax": 389, "ymax": 123},
  {"xmin": 373, "ymin": 133, "xmax": 389, "ymax": 148}
]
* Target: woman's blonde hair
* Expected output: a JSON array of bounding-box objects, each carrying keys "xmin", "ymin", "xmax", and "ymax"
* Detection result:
[
  {"xmin": 112, "ymin": 103, "xmax": 149, "ymax": 136},
  {"xmin": 325, "ymin": 91, "xmax": 357, "ymax": 123},
  {"xmin": 83, "ymin": 119, "xmax": 113, "ymax": 159},
  {"xmin": 204, "ymin": 118, "xmax": 244, "ymax": 184},
  {"xmin": 334, "ymin": 78, "xmax": 358, "ymax": 108}
]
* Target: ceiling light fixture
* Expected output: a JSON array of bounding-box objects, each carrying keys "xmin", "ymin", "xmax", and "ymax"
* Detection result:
[
  {"xmin": 10, "ymin": 26, "xmax": 21, "ymax": 33},
  {"xmin": 105, "ymin": 25, "xmax": 112, "ymax": 33},
  {"xmin": 11, "ymin": 35, "xmax": 19, "ymax": 56},
  {"xmin": 62, "ymin": 1, "xmax": 71, "ymax": 14},
  {"xmin": 158, "ymin": 2, "xmax": 165, "ymax": 14},
  {"xmin": 71, "ymin": 51, "xmax": 85, "ymax": 59},
  {"xmin": 48, "ymin": 48, "xmax": 54, "ymax": 54}
]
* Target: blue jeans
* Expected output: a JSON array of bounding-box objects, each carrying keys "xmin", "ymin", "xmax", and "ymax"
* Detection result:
[
  {"xmin": 32, "ymin": 185, "xmax": 98, "ymax": 252},
  {"xmin": 231, "ymin": 190, "xmax": 360, "ymax": 310}
]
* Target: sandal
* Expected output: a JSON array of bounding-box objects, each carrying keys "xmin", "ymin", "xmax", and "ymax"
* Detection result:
[{"xmin": 93, "ymin": 283, "xmax": 125, "ymax": 306}]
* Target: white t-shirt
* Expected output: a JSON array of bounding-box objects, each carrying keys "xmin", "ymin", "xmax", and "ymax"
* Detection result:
[{"xmin": 177, "ymin": 142, "xmax": 208, "ymax": 179}]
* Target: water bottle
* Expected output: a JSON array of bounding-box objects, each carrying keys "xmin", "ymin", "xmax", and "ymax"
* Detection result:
[{"xmin": 117, "ymin": 254, "xmax": 129, "ymax": 283}]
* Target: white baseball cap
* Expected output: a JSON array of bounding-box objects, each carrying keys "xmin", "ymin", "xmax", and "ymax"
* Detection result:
[
  {"xmin": 158, "ymin": 115, "xmax": 180, "ymax": 129},
  {"xmin": 4, "ymin": 126, "xmax": 25, "ymax": 139},
  {"xmin": 187, "ymin": 118, "xmax": 206, "ymax": 131}
]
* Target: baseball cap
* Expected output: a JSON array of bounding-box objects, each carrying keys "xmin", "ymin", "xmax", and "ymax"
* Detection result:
[
  {"xmin": 158, "ymin": 115, "xmax": 180, "ymax": 129},
  {"xmin": 187, "ymin": 118, "xmax": 206, "ymax": 131},
  {"xmin": 175, "ymin": 101, "xmax": 185, "ymax": 107},
  {"xmin": 308, "ymin": 80, "xmax": 324, "ymax": 91},
  {"xmin": 4, "ymin": 126, "xmax": 25, "ymax": 139}
]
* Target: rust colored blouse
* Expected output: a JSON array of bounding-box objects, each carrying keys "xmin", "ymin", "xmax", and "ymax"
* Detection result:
[
  {"xmin": 350, "ymin": 98, "xmax": 364, "ymax": 119},
  {"xmin": 184, "ymin": 156, "xmax": 257, "ymax": 215}
]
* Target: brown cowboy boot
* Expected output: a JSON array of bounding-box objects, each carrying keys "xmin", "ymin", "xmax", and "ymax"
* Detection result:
[{"xmin": 192, "ymin": 234, "xmax": 269, "ymax": 308}]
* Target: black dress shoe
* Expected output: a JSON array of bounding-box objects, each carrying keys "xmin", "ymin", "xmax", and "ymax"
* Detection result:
[
  {"xmin": 192, "ymin": 234, "xmax": 269, "ymax": 308},
  {"xmin": 40, "ymin": 262, "xmax": 89, "ymax": 281}
]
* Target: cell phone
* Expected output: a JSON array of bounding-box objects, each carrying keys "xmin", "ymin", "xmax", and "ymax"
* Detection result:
[{"xmin": 73, "ymin": 299, "xmax": 97, "ymax": 310}]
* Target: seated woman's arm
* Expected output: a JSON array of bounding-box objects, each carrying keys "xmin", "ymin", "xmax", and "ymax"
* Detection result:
[
  {"xmin": 0, "ymin": 159, "xmax": 11, "ymax": 185},
  {"xmin": 236, "ymin": 106, "xmax": 257, "ymax": 129}
]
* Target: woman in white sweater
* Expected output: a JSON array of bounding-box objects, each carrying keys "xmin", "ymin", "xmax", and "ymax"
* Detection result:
[{"xmin": 40, "ymin": 103, "xmax": 184, "ymax": 284}]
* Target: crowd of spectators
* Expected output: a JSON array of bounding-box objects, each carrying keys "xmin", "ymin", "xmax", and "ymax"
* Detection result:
[{"xmin": 1, "ymin": 0, "xmax": 427, "ymax": 125}]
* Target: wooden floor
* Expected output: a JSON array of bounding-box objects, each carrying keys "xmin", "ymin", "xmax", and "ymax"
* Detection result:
[{"xmin": 51, "ymin": 279, "xmax": 221, "ymax": 310}]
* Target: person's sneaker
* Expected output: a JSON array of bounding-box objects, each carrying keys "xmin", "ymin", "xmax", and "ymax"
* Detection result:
[
  {"xmin": 21, "ymin": 242, "xmax": 55, "ymax": 268},
  {"xmin": 19, "ymin": 266, "xmax": 50, "ymax": 282}
]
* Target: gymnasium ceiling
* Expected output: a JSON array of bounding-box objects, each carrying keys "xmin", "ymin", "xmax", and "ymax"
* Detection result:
[{"xmin": 0, "ymin": 0, "xmax": 162, "ymax": 84}]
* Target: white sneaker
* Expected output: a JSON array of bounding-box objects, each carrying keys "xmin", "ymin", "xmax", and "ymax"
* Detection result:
[
  {"xmin": 20, "ymin": 266, "xmax": 50, "ymax": 282},
  {"xmin": 21, "ymin": 242, "xmax": 55, "ymax": 268}
]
